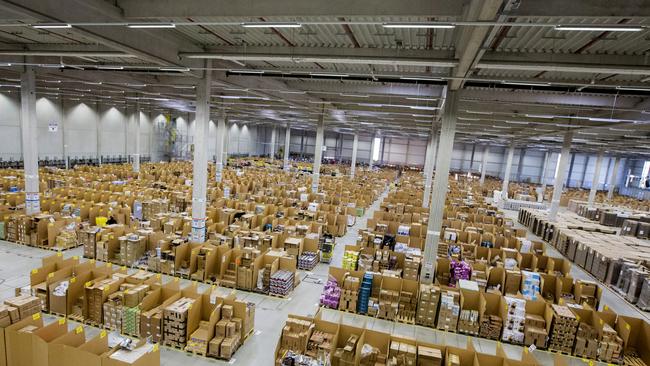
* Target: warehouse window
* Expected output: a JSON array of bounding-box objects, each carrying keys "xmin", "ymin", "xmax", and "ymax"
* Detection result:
[{"xmin": 372, "ymin": 137, "xmax": 381, "ymax": 161}]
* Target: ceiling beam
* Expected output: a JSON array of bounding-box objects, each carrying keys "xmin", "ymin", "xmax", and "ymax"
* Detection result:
[
  {"xmin": 504, "ymin": 0, "xmax": 650, "ymax": 17},
  {"xmin": 116, "ymin": 0, "xmax": 466, "ymax": 18}
]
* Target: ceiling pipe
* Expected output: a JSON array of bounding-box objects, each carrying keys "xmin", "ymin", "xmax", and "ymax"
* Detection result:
[{"xmin": 0, "ymin": 50, "xmax": 136, "ymax": 57}]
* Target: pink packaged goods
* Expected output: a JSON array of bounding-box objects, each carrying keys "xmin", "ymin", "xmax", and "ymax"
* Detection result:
[
  {"xmin": 320, "ymin": 277, "xmax": 341, "ymax": 309},
  {"xmin": 450, "ymin": 260, "xmax": 472, "ymax": 287}
]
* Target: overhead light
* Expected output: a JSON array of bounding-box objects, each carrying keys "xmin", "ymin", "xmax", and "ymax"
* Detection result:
[
  {"xmin": 525, "ymin": 114, "xmax": 554, "ymax": 119},
  {"xmin": 616, "ymin": 86, "xmax": 650, "ymax": 92},
  {"xmin": 458, "ymin": 117, "xmax": 480, "ymax": 121},
  {"xmin": 577, "ymin": 131, "xmax": 598, "ymax": 135},
  {"xmin": 172, "ymin": 85, "xmax": 195, "ymax": 89},
  {"xmin": 383, "ymin": 22, "xmax": 455, "ymax": 29},
  {"xmin": 32, "ymin": 23, "xmax": 72, "ymax": 29},
  {"xmin": 340, "ymin": 93, "xmax": 369, "ymax": 98},
  {"xmin": 241, "ymin": 22, "xmax": 302, "ymax": 28},
  {"xmin": 358, "ymin": 103, "xmax": 384, "ymax": 108},
  {"xmin": 230, "ymin": 69, "xmax": 264, "ymax": 74},
  {"xmin": 127, "ymin": 23, "xmax": 176, "ymax": 29},
  {"xmin": 491, "ymin": 125, "xmax": 510, "ymax": 129},
  {"xmin": 409, "ymin": 106, "xmax": 438, "ymax": 111},
  {"xmin": 406, "ymin": 97, "xmax": 436, "ymax": 101},
  {"xmin": 310, "ymin": 73, "xmax": 349, "ymax": 78},
  {"xmin": 554, "ymin": 25, "xmax": 643, "ymax": 32},
  {"xmin": 160, "ymin": 67, "xmax": 190, "ymax": 72},
  {"xmin": 400, "ymin": 76, "xmax": 443, "ymax": 81},
  {"xmin": 127, "ymin": 83, "xmax": 147, "ymax": 87},
  {"xmin": 505, "ymin": 120, "xmax": 530, "ymax": 125},
  {"xmin": 97, "ymin": 65, "xmax": 124, "ymax": 70},
  {"xmin": 0, "ymin": 63, "xmax": 12, "ymax": 67},
  {"xmin": 83, "ymin": 81, "xmax": 102, "ymax": 85},
  {"xmin": 466, "ymin": 110, "xmax": 493, "ymax": 115},
  {"xmin": 279, "ymin": 90, "xmax": 306, "ymax": 94},
  {"xmin": 219, "ymin": 96, "xmax": 242, "ymax": 99},
  {"xmin": 502, "ymin": 81, "xmax": 551, "ymax": 87},
  {"xmin": 588, "ymin": 117, "xmax": 621, "ymax": 123}
]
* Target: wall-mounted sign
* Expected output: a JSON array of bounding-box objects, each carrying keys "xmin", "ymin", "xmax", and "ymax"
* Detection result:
[{"xmin": 48, "ymin": 122, "xmax": 58, "ymax": 132}]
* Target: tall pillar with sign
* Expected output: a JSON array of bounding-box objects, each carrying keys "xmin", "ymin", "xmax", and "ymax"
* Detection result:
[
  {"xmin": 312, "ymin": 108, "xmax": 325, "ymax": 193},
  {"xmin": 283, "ymin": 125, "xmax": 291, "ymax": 171},
  {"xmin": 269, "ymin": 126, "xmax": 277, "ymax": 160},
  {"xmin": 133, "ymin": 100, "xmax": 141, "ymax": 173},
  {"xmin": 191, "ymin": 61, "xmax": 212, "ymax": 243},
  {"xmin": 21, "ymin": 67, "xmax": 40, "ymax": 215},
  {"xmin": 215, "ymin": 110, "xmax": 226, "ymax": 183},
  {"xmin": 350, "ymin": 133, "xmax": 358, "ymax": 178}
]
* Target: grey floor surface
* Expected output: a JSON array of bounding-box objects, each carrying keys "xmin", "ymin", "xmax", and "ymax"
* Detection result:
[{"xmin": 0, "ymin": 193, "xmax": 645, "ymax": 365}]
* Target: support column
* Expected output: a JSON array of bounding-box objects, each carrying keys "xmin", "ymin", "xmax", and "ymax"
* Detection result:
[
  {"xmin": 133, "ymin": 100, "xmax": 141, "ymax": 173},
  {"xmin": 580, "ymin": 155, "xmax": 590, "ymax": 188},
  {"xmin": 96, "ymin": 102, "xmax": 102, "ymax": 165},
  {"xmin": 312, "ymin": 108, "xmax": 325, "ymax": 193},
  {"xmin": 468, "ymin": 144, "xmax": 476, "ymax": 173},
  {"xmin": 421, "ymin": 90, "xmax": 458, "ymax": 284},
  {"xmin": 607, "ymin": 156, "xmax": 621, "ymax": 200},
  {"xmin": 191, "ymin": 60, "xmax": 212, "ymax": 243},
  {"xmin": 269, "ymin": 126, "xmax": 277, "ymax": 160},
  {"xmin": 501, "ymin": 142, "xmax": 515, "ymax": 201},
  {"xmin": 516, "ymin": 148, "xmax": 526, "ymax": 182},
  {"xmin": 223, "ymin": 121, "xmax": 230, "ymax": 166},
  {"xmin": 20, "ymin": 66, "xmax": 40, "ymax": 215},
  {"xmin": 368, "ymin": 135, "xmax": 376, "ymax": 170},
  {"xmin": 423, "ymin": 133, "xmax": 433, "ymax": 178},
  {"xmin": 61, "ymin": 98, "xmax": 68, "ymax": 169},
  {"xmin": 479, "ymin": 144, "xmax": 489, "ymax": 185},
  {"xmin": 588, "ymin": 151, "xmax": 604, "ymax": 207},
  {"xmin": 567, "ymin": 153, "xmax": 576, "ymax": 188},
  {"xmin": 350, "ymin": 133, "xmax": 359, "ymax": 178},
  {"xmin": 540, "ymin": 151, "xmax": 549, "ymax": 190},
  {"xmin": 549, "ymin": 131, "xmax": 573, "ymax": 221},
  {"xmin": 214, "ymin": 110, "xmax": 226, "ymax": 183},
  {"xmin": 422, "ymin": 129, "xmax": 439, "ymax": 209},
  {"xmin": 283, "ymin": 125, "xmax": 291, "ymax": 171}
]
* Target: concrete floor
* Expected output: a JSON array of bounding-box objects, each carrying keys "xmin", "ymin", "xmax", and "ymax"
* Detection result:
[{"xmin": 0, "ymin": 193, "xmax": 646, "ymax": 365}]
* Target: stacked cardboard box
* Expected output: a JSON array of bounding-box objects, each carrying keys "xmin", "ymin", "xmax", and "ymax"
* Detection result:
[
  {"xmin": 80, "ymin": 226, "xmax": 100, "ymax": 258},
  {"xmin": 278, "ymin": 317, "xmax": 313, "ymax": 355},
  {"xmin": 306, "ymin": 330, "xmax": 335, "ymax": 359},
  {"xmin": 598, "ymin": 323, "xmax": 623, "ymax": 363},
  {"xmin": 4, "ymin": 294, "xmax": 41, "ymax": 321},
  {"xmin": 458, "ymin": 309, "xmax": 479, "ymax": 335},
  {"xmin": 377, "ymin": 289, "xmax": 399, "ymax": 320},
  {"xmin": 297, "ymin": 251, "xmax": 319, "ymax": 271},
  {"xmin": 387, "ymin": 340, "xmax": 416, "ymax": 366},
  {"xmin": 214, "ymin": 305, "xmax": 241, "ymax": 359},
  {"xmin": 270, "ymin": 270, "xmax": 294, "ymax": 296},
  {"xmin": 524, "ymin": 314, "xmax": 547, "ymax": 348},
  {"xmin": 479, "ymin": 315, "xmax": 502, "ymax": 340},
  {"xmin": 502, "ymin": 297, "xmax": 526, "ymax": 344},
  {"xmin": 397, "ymin": 290, "xmax": 417, "ymax": 323},
  {"xmin": 332, "ymin": 334, "xmax": 359, "ymax": 366},
  {"xmin": 86, "ymin": 278, "xmax": 120, "ymax": 324},
  {"xmin": 123, "ymin": 306, "xmax": 140, "ymax": 335},
  {"xmin": 417, "ymin": 345, "xmax": 442, "ymax": 366},
  {"xmin": 339, "ymin": 276, "xmax": 359, "ymax": 312},
  {"xmin": 141, "ymin": 307, "xmax": 163, "ymax": 342},
  {"xmin": 359, "ymin": 343, "xmax": 385, "ymax": 366},
  {"xmin": 187, "ymin": 320, "xmax": 212, "ymax": 355},
  {"xmin": 191, "ymin": 246, "xmax": 214, "ymax": 282},
  {"xmin": 403, "ymin": 256, "xmax": 420, "ymax": 281},
  {"xmin": 163, "ymin": 297, "xmax": 195, "ymax": 348},
  {"xmin": 416, "ymin": 284, "xmax": 440, "ymax": 327},
  {"xmin": 436, "ymin": 290, "xmax": 460, "ymax": 332},
  {"xmin": 574, "ymin": 322, "xmax": 599, "ymax": 359},
  {"xmin": 548, "ymin": 304, "xmax": 579, "ymax": 353},
  {"xmin": 221, "ymin": 262, "xmax": 237, "ymax": 288},
  {"xmin": 119, "ymin": 234, "xmax": 146, "ymax": 266},
  {"xmin": 103, "ymin": 292, "xmax": 124, "ymax": 330}
]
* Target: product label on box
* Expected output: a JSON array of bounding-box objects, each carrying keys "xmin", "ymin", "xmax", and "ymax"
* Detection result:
[{"xmin": 191, "ymin": 218, "xmax": 206, "ymax": 242}]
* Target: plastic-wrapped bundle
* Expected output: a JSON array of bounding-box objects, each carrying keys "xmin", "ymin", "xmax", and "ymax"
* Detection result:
[
  {"xmin": 450, "ymin": 260, "xmax": 472, "ymax": 287},
  {"xmin": 521, "ymin": 270, "xmax": 541, "ymax": 301},
  {"xmin": 319, "ymin": 277, "xmax": 341, "ymax": 309}
]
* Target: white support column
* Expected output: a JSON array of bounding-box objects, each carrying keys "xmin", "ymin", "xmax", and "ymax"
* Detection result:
[
  {"xmin": 60, "ymin": 98, "xmax": 68, "ymax": 169},
  {"xmin": 350, "ymin": 133, "xmax": 359, "ymax": 178},
  {"xmin": 422, "ymin": 129, "xmax": 439, "ymax": 209},
  {"xmin": 423, "ymin": 133, "xmax": 433, "ymax": 178},
  {"xmin": 133, "ymin": 100, "xmax": 141, "ymax": 173},
  {"xmin": 269, "ymin": 126, "xmax": 277, "ymax": 160},
  {"xmin": 96, "ymin": 102, "xmax": 102, "ymax": 165},
  {"xmin": 312, "ymin": 108, "xmax": 325, "ymax": 192},
  {"xmin": 549, "ymin": 131, "xmax": 573, "ymax": 221},
  {"xmin": 607, "ymin": 156, "xmax": 621, "ymax": 200},
  {"xmin": 283, "ymin": 125, "xmax": 291, "ymax": 171},
  {"xmin": 20, "ymin": 66, "xmax": 40, "ymax": 215},
  {"xmin": 368, "ymin": 135, "xmax": 376, "ymax": 170},
  {"xmin": 223, "ymin": 121, "xmax": 230, "ymax": 166},
  {"xmin": 479, "ymin": 144, "xmax": 489, "ymax": 186},
  {"xmin": 540, "ymin": 151, "xmax": 549, "ymax": 189},
  {"xmin": 421, "ymin": 90, "xmax": 458, "ymax": 284},
  {"xmin": 588, "ymin": 150, "xmax": 604, "ymax": 207},
  {"xmin": 214, "ymin": 110, "xmax": 226, "ymax": 183},
  {"xmin": 190, "ymin": 60, "xmax": 212, "ymax": 243},
  {"xmin": 501, "ymin": 142, "xmax": 515, "ymax": 201}
]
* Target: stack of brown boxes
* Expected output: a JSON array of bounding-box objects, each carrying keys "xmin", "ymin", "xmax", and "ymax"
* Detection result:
[
  {"xmin": 548, "ymin": 304, "xmax": 579, "ymax": 353},
  {"xmin": 387, "ymin": 340, "xmax": 416, "ymax": 365},
  {"xmin": 436, "ymin": 290, "xmax": 460, "ymax": 332},
  {"xmin": 458, "ymin": 309, "xmax": 480, "ymax": 335},
  {"xmin": 103, "ymin": 292, "xmax": 124, "ymax": 331},
  {"xmin": 403, "ymin": 256, "xmax": 420, "ymax": 281},
  {"xmin": 306, "ymin": 330, "xmax": 335, "ymax": 359},
  {"xmin": 339, "ymin": 276, "xmax": 359, "ymax": 312},
  {"xmin": 221, "ymin": 262, "xmax": 237, "ymax": 288},
  {"xmin": 417, "ymin": 345, "xmax": 442, "ymax": 366},
  {"xmin": 479, "ymin": 315, "xmax": 502, "ymax": 340},
  {"xmin": 163, "ymin": 297, "xmax": 195, "ymax": 348},
  {"xmin": 80, "ymin": 226, "xmax": 100, "ymax": 258},
  {"xmin": 278, "ymin": 317, "xmax": 313, "ymax": 355},
  {"xmin": 416, "ymin": 284, "xmax": 440, "ymax": 327},
  {"xmin": 4, "ymin": 294, "xmax": 41, "ymax": 321},
  {"xmin": 359, "ymin": 343, "xmax": 384, "ymax": 366},
  {"xmin": 119, "ymin": 235, "xmax": 146, "ymax": 266},
  {"xmin": 574, "ymin": 322, "xmax": 599, "ymax": 359},
  {"xmin": 332, "ymin": 334, "xmax": 359, "ymax": 366},
  {"xmin": 187, "ymin": 319, "xmax": 212, "ymax": 355},
  {"xmin": 237, "ymin": 248, "xmax": 260, "ymax": 290},
  {"xmin": 140, "ymin": 307, "xmax": 163, "ymax": 342},
  {"xmin": 598, "ymin": 323, "xmax": 623, "ymax": 362},
  {"xmin": 86, "ymin": 278, "xmax": 120, "ymax": 324},
  {"xmin": 377, "ymin": 289, "xmax": 399, "ymax": 320},
  {"xmin": 524, "ymin": 314, "xmax": 547, "ymax": 348},
  {"xmin": 397, "ymin": 290, "xmax": 417, "ymax": 323},
  {"xmin": 213, "ymin": 305, "xmax": 241, "ymax": 359},
  {"xmin": 191, "ymin": 246, "xmax": 214, "ymax": 282}
]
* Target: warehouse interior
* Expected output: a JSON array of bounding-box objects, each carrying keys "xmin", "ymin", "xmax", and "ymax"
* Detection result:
[{"xmin": 0, "ymin": 0, "xmax": 650, "ymax": 365}]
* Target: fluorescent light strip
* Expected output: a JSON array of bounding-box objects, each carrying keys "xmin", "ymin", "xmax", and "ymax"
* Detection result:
[
  {"xmin": 409, "ymin": 106, "xmax": 438, "ymax": 111},
  {"xmin": 465, "ymin": 110, "xmax": 493, "ymax": 115},
  {"xmin": 127, "ymin": 23, "xmax": 176, "ymax": 29},
  {"xmin": 502, "ymin": 81, "xmax": 550, "ymax": 87},
  {"xmin": 97, "ymin": 66, "xmax": 124, "ymax": 70},
  {"xmin": 231, "ymin": 69, "xmax": 264, "ymax": 74},
  {"xmin": 160, "ymin": 67, "xmax": 190, "ymax": 72},
  {"xmin": 616, "ymin": 86, "xmax": 650, "ymax": 92},
  {"xmin": 340, "ymin": 93, "xmax": 369, "ymax": 98},
  {"xmin": 406, "ymin": 97, "xmax": 436, "ymax": 101},
  {"xmin": 588, "ymin": 117, "xmax": 621, "ymax": 123},
  {"xmin": 400, "ymin": 77, "xmax": 443, "ymax": 81},
  {"xmin": 505, "ymin": 120, "xmax": 531, "ymax": 125},
  {"xmin": 310, "ymin": 73, "xmax": 349, "ymax": 78},
  {"xmin": 242, "ymin": 22, "xmax": 301, "ymax": 28},
  {"xmin": 383, "ymin": 22, "xmax": 455, "ymax": 29},
  {"xmin": 555, "ymin": 25, "xmax": 643, "ymax": 32},
  {"xmin": 32, "ymin": 23, "xmax": 71, "ymax": 29},
  {"xmin": 525, "ymin": 114, "xmax": 554, "ymax": 119}
]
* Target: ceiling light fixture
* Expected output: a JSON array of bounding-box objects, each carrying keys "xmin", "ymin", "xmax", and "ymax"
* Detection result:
[
  {"xmin": 409, "ymin": 106, "xmax": 439, "ymax": 111},
  {"xmin": 505, "ymin": 120, "xmax": 530, "ymax": 125},
  {"xmin": 466, "ymin": 110, "xmax": 493, "ymax": 115},
  {"xmin": 172, "ymin": 85, "xmax": 195, "ymax": 89},
  {"xmin": 127, "ymin": 23, "xmax": 176, "ymax": 29},
  {"xmin": 406, "ymin": 97, "xmax": 436, "ymax": 101},
  {"xmin": 340, "ymin": 93, "xmax": 369, "ymax": 98},
  {"xmin": 97, "ymin": 65, "xmax": 124, "ymax": 70},
  {"xmin": 231, "ymin": 69, "xmax": 264, "ymax": 74},
  {"xmin": 32, "ymin": 23, "xmax": 72, "ymax": 29},
  {"xmin": 525, "ymin": 114, "xmax": 554, "ymax": 119},
  {"xmin": 502, "ymin": 81, "xmax": 551, "ymax": 87},
  {"xmin": 310, "ymin": 73, "xmax": 349, "ymax": 78},
  {"xmin": 160, "ymin": 67, "xmax": 190, "ymax": 72},
  {"xmin": 588, "ymin": 117, "xmax": 621, "ymax": 123},
  {"xmin": 616, "ymin": 86, "xmax": 650, "ymax": 92},
  {"xmin": 554, "ymin": 25, "xmax": 643, "ymax": 32},
  {"xmin": 383, "ymin": 22, "xmax": 455, "ymax": 29},
  {"xmin": 0, "ymin": 63, "xmax": 13, "ymax": 67},
  {"xmin": 400, "ymin": 76, "xmax": 444, "ymax": 81},
  {"xmin": 241, "ymin": 22, "xmax": 301, "ymax": 28}
]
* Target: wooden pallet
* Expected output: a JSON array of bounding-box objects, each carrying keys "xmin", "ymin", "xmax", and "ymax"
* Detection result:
[
  {"xmin": 184, "ymin": 348, "xmax": 207, "ymax": 358},
  {"xmin": 269, "ymin": 292, "xmax": 290, "ymax": 299},
  {"xmin": 163, "ymin": 341, "xmax": 186, "ymax": 350},
  {"xmin": 396, "ymin": 316, "xmax": 415, "ymax": 325}
]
